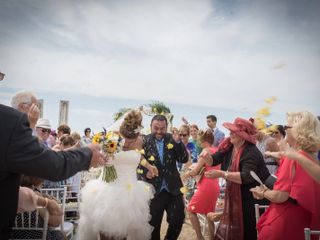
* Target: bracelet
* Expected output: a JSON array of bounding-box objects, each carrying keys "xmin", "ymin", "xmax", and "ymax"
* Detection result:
[
  {"xmin": 44, "ymin": 198, "xmax": 49, "ymax": 208},
  {"xmin": 224, "ymin": 171, "xmax": 228, "ymax": 180},
  {"xmin": 262, "ymin": 189, "xmax": 268, "ymax": 198}
]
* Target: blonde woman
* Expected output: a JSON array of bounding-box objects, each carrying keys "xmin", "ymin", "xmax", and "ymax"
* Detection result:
[{"xmin": 251, "ymin": 111, "xmax": 320, "ymax": 240}]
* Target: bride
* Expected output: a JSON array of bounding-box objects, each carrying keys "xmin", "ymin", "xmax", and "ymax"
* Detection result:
[{"xmin": 78, "ymin": 110, "xmax": 157, "ymax": 240}]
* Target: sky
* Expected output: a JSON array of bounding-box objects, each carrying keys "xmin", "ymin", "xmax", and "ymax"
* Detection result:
[{"xmin": 0, "ymin": 0, "xmax": 319, "ymax": 134}]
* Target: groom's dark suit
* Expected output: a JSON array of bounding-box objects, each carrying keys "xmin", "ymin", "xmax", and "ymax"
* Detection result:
[
  {"xmin": 138, "ymin": 133, "xmax": 188, "ymax": 240},
  {"xmin": 0, "ymin": 104, "xmax": 93, "ymax": 239}
]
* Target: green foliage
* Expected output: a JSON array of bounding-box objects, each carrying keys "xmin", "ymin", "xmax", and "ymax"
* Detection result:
[
  {"xmin": 148, "ymin": 101, "xmax": 171, "ymax": 114},
  {"xmin": 113, "ymin": 108, "xmax": 130, "ymax": 121}
]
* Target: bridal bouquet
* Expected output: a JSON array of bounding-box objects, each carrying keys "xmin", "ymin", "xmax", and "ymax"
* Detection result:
[{"xmin": 92, "ymin": 131, "xmax": 124, "ymax": 182}]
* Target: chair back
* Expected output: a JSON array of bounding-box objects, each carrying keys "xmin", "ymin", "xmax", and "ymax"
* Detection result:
[
  {"xmin": 11, "ymin": 207, "xmax": 49, "ymax": 240},
  {"xmin": 41, "ymin": 187, "xmax": 74, "ymax": 239},
  {"xmin": 304, "ymin": 228, "xmax": 320, "ymax": 240}
]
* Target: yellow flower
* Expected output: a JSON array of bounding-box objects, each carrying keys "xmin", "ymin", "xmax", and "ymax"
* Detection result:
[
  {"xmin": 140, "ymin": 159, "xmax": 148, "ymax": 166},
  {"xmin": 92, "ymin": 133, "xmax": 102, "ymax": 144},
  {"xmin": 153, "ymin": 107, "xmax": 157, "ymax": 113},
  {"xmin": 148, "ymin": 155, "xmax": 155, "ymax": 161},
  {"xmin": 180, "ymin": 186, "xmax": 189, "ymax": 194},
  {"xmin": 167, "ymin": 143, "xmax": 174, "ymax": 149}
]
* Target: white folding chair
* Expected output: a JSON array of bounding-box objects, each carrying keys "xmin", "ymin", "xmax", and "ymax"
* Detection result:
[
  {"xmin": 11, "ymin": 207, "xmax": 49, "ymax": 240},
  {"xmin": 304, "ymin": 228, "xmax": 320, "ymax": 240},
  {"xmin": 41, "ymin": 187, "xmax": 74, "ymax": 239},
  {"xmin": 254, "ymin": 204, "xmax": 269, "ymax": 224}
]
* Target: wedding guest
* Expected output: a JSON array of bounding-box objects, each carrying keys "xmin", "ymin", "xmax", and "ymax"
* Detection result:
[
  {"xmin": 35, "ymin": 118, "xmax": 52, "ymax": 148},
  {"xmin": 251, "ymin": 111, "xmax": 320, "ymax": 240},
  {"xmin": 57, "ymin": 124, "xmax": 71, "ymax": 138},
  {"xmin": 255, "ymin": 121, "xmax": 279, "ymax": 175},
  {"xmin": 189, "ymin": 124, "xmax": 202, "ymax": 157},
  {"xmin": 0, "ymin": 104, "xmax": 105, "ymax": 239},
  {"xmin": 139, "ymin": 115, "xmax": 189, "ymax": 240},
  {"xmin": 82, "ymin": 127, "xmax": 92, "ymax": 145},
  {"xmin": 177, "ymin": 125, "xmax": 196, "ymax": 170},
  {"xmin": 206, "ymin": 115, "xmax": 225, "ymax": 147},
  {"xmin": 11, "ymin": 90, "xmax": 39, "ymax": 129},
  {"xmin": 201, "ymin": 117, "xmax": 270, "ymax": 240},
  {"xmin": 184, "ymin": 129, "xmax": 220, "ymax": 240}
]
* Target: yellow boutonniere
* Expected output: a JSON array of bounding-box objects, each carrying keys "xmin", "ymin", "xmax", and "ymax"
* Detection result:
[
  {"xmin": 180, "ymin": 186, "xmax": 189, "ymax": 194},
  {"xmin": 148, "ymin": 155, "xmax": 155, "ymax": 161},
  {"xmin": 167, "ymin": 143, "xmax": 174, "ymax": 149}
]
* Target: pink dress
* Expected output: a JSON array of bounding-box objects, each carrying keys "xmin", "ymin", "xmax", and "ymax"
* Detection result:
[
  {"xmin": 187, "ymin": 147, "xmax": 220, "ymax": 214},
  {"xmin": 257, "ymin": 151, "xmax": 320, "ymax": 240}
]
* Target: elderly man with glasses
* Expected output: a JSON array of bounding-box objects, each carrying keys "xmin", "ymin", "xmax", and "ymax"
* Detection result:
[
  {"xmin": 11, "ymin": 91, "xmax": 40, "ymax": 129},
  {"xmin": 35, "ymin": 119, "xmax": 52, "ymax": 148}
]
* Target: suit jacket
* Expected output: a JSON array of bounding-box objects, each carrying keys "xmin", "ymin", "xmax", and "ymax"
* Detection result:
[
  {"xmin": 138, "ymin": 133, "xmax": 188, "ymax": 196},
  {"xmin": 0, "ymin": 104, "xmax": 93, "ymax": 239},
  {"xmin": 213, "ymin": 128, "xmax": 225, "ymax": 147}
]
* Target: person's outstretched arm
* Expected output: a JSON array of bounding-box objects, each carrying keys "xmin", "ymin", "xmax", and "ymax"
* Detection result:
[
  {"xmin": 266, "ymin": 149, "xmax": 320, "ymax": 183},
  {"xmin": 5, "ymin": 112, "xmax": 104, "ymax": 181}
]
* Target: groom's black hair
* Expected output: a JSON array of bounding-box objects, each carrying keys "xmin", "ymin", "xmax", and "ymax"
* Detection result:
[{"xmin": 151, "ymin": 114, "xmax": 168, "ymax": 126}]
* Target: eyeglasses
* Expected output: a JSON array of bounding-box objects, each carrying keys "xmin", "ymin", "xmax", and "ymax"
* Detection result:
[
  {"xmin": 179, "ymin": 133, "xmax": 188, "ymax": 137},
  {"xmin": 41, "ymin": 129, "xmax": 51, "ymax": 133}
]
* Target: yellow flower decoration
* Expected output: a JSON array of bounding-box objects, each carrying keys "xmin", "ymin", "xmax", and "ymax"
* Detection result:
[
  {"xmin": 140, "ymin": 159, "xmax": 148, "ymax": 166},
  {"xmin": 167, "ymin": 143, "xmax": 174, "ymax": 149},
  {"xmin": 180, "ymin": 186, "xmax": 189, "ymax": 194},
  {"xmin": 148, "ymin": 155, "xmax": 155, "ymax": 161}
]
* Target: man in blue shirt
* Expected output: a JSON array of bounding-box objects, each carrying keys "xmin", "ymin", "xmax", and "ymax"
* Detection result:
[
  {"xmin": 206, "ymin": 115, "xmax": 225, "ymax": 147},
  {"xmin": 139, "ymin": 115, "xmax": 188, "ymax": 240}
]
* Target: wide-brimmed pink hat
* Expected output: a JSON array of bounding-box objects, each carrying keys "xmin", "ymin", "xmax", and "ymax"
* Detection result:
[{"xmin": 223, "ymin": 117, "xmax": 257, "ymax": 144}]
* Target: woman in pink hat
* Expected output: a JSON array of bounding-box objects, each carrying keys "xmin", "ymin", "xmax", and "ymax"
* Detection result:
[{"xmin": 201, "ymin": 117, "xmax": 270, "ymax": 240}]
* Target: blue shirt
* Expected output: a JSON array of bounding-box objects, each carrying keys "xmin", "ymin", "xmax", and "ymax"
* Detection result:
[{"xmin": 156, "ymin": 138, "xmax": 168, "ymax": 191}]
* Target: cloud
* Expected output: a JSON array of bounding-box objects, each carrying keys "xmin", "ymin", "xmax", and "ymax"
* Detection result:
[{"xmin": 0, "ymin": 0, "xmax": 319, "ymax": 115}]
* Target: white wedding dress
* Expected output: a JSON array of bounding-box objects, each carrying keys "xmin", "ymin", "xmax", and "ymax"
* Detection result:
[{"xmin": 78, "ymin": 150, "xmax": 154, "ymax": 240}]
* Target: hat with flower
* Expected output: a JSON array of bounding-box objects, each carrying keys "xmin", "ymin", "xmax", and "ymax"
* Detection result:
[{"xmin": 223, "ymin": 117, "xmax": 257, "ymax": 144}]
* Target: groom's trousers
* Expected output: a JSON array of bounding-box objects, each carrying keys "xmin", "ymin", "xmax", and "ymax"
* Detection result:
[{"xmin": 149, "ymin": 190, "xmax": 185, "ymax": 240}]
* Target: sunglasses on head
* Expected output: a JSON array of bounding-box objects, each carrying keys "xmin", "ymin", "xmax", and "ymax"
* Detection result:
[
  {"xmin": 41, "ymin": 129, "xmax": 51, "ymax": 133},
  {"xmin": 283, "ymin": 125, "xmax": 292, "ymax": 130},
  {"xmin": 179, "ymin": 133, "xmax": 188, "ymax": 137}
]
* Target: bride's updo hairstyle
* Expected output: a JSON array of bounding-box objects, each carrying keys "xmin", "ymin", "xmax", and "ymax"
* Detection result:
[{"xmin": 119, "ymin": 110, "xmax": 143, "ymax": 139}]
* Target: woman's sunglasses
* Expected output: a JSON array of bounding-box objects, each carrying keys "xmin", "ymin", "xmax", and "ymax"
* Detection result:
[{"xmin": 179, "ymin": 133, "xmax": 188, "ymax": 137}]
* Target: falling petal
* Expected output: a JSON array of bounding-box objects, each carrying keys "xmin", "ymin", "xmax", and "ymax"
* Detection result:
[
  {"xmin": 148, "ymin": 156, "xmax": 155, "ymax": 161},
  {"xmin": 140, "ymin": 159, "xmax": 147, "ymax": 166},
  {"xmin": 126, "ymin": 183, "xmax": 133, "ymax": 190},
  {"xmin": 139, "ymin": 149, "xmax": 145, "ymax": 155}
]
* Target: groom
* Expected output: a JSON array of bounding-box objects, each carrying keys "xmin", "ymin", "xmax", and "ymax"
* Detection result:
[{"xmin": 139, "ymin": 115, "xmax": 188, "ymax": 240}]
